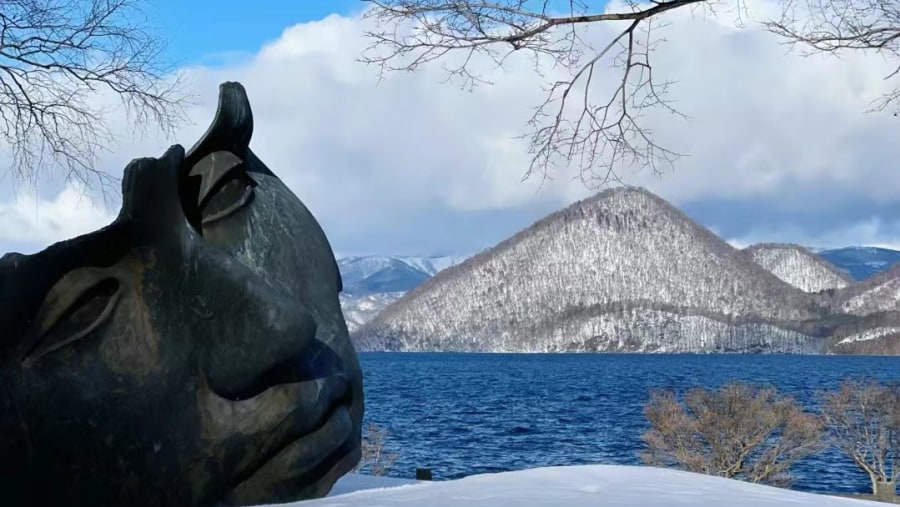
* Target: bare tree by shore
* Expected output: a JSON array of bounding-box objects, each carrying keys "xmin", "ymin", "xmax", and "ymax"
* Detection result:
[
  {"xmin": 641, "ymin": 382, "xmax": 826, "ymax": 486},
  {"xmin": 353, "ymin": 423, "xmax": 399, "ymax": 476},
  {"xmin": 821, "ymin": 379, "xmax": 900, "ymax": 501}
]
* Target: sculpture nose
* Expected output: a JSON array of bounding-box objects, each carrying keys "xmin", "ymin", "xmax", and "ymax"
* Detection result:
[
  {"xmin": 199, "ymin": 296, "xmax": 319, "ymax": 401},
  {"xmin": 187, "ymin": 246, "xmax": 329, "ymax": 400}
]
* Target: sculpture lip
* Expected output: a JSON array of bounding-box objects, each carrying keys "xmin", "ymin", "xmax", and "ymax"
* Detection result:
[
  {"xmin": 255, "ymin": 371, "xmax": 353, "ymax": 461},
  {"xmin": 278, "ymin": 385, "xmax": 354, "ymax": 459},
  {"xmin": 223, "ymin": 389, "xmax": 357, "ymax": 504}
]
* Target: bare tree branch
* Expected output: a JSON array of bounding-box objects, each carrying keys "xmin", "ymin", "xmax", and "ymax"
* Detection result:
[
  {"xmin": 361, "ymin": 0, "xmax": 900, "ymax": 188},
  {"xmin": 764, "ymin": 0, "xmax": 900, "ymax": 113},
  {"xmin": 0, "ymin": 0, "xmax": 187, "ymax": 192},
  {"xmin": 360, "ymin": 0, "xmax": 705, "ymax": 187}
]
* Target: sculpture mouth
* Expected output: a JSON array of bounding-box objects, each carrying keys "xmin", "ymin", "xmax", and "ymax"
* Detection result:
[{"xmin": 222, "ymin": 386, "xmax": 358, "ymax": 505}]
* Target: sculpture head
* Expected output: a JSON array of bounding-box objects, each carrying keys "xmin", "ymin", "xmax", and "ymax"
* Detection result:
[{"xmin": 0, "ymin": 82, "xmax": 363, "ymax": 506}]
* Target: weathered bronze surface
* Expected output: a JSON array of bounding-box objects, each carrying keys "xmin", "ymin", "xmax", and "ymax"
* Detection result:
[{"xmin": 0, "ymin": 82, "xmax": 363, "ymax": 506}]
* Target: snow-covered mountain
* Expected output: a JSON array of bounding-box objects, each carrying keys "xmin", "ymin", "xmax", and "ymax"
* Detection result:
[
  {"xmin": 743, "ymin": 243, "xmax": 853, "ymax": 292},
  {"xmin": 351, "ymin": 187, "xmax": 900, "ymax": 354},
  {"xmin": 354, "ymin": 187, "xmax": 847, "ymax": 353},
  {"xmin": 340, "ymin": 257, "xmax": 431, "ymax": 294},
  {"xmin": 816, "ymin": 246, "xmax": 900, "ymax": 281},
  {"xmin": 338, "ymin": 255, "xmax": 465, "ymax": 332},
  {"xmin": 339, "ymin": 255, "xmax": 464, "ymax": 293}
]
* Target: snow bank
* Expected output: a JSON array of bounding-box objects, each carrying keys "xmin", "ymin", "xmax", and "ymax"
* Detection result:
[
  {"xmin": 326, "ymin": 473, "xmax": 419, "ymax": 497},
  {"xmin": 257, "ymin": 465, "xmax": 884, "ymax": 507}
]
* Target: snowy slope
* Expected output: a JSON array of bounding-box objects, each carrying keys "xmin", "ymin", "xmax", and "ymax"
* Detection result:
[
  {"xmin": 842, "ymin": 279, "xmax": 900, "ymax": 315},
  {"xmin": 340, "ymin": 291, "xmax": 406, "ymax": 333},
  {"xmin": 835, "ymin": 265, "xmax": 900, "ymax": 316},
  {"xmin": 355, "ymin": 187, "xmax": 832, "ymax": 353},
  {"xmin": 820, "ymin": 271, "xmax": 900, "ymax": 354},
  {"xmin": 258, "ymin": 466, "xmax": 884, "ymax": 507},
  {"xmin": 744, "ymin": 243, "xmax": 853, "ymax": 292}
]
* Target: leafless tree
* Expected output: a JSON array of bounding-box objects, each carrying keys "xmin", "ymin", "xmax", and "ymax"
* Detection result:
[
  {"xmin": 361, "ymin": 0, "xmax": 706, "ymax": 188},
  {"xmin": 765, "ymin": 0, "xmax": 900, "ymax": 114},
  {"xmin": 0, "ymin": 0, "xmax": 186, "ymax": 190},
  {"xmin": 359, "ymin": 0, "xmax": 900, "ymax": 187},
  {"xmin": 821, "ymin": 379, "xmax": 900, "ymax": 501},
  {"xmin": 353, "ymin": 423, "xmax": 399, "ymax": 476},
  {"xmin": 641, "ymin": 382, "xmax": 826, "ymax": 486}
]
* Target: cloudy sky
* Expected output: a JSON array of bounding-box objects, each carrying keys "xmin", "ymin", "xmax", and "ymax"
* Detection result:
[{"xmin": 2, "ymin": 0, "xmax": 900, "ymax": 258}]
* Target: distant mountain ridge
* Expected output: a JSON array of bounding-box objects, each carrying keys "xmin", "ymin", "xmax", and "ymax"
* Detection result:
[
  {"xmin": 351, "ymin": 187, "xmax": 900, "ymax": 355},
  {"xmin": 743, "ymin": 243, "xmax": 854, "ymax": 292},
  {"xmin": 338, "ymin": 255, "xmax": 465, "ymax": 331},
  {"xmin": 816, "ymin": 247, "xmax": 900, "ymax": 281},
  {"xmin": 339, "ymin": 257, "xmax": 430, "ymax": 294}
]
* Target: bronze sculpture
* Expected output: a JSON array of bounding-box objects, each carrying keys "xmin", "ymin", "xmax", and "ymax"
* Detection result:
[{"xmin": 0, "ymin": 82, "xmax": 363, "ymax": 506}]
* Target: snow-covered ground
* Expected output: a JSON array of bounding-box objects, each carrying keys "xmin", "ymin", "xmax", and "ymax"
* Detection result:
[
  {"xmin": 256, "ymin": 465, "xmax": 884, "ymax": 507},
  {"xmin": 325, "ymin": 473, "xmax": 419, "ymax": 497}
]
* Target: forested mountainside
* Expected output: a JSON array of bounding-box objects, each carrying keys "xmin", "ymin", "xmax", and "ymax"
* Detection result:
[
  {"xmin": 354, "ymin": 187, "xmax": 848, "ymax": 353},
  {"xmin": 743, "ymin": 243, "xmax": 853, "ymax": 292},
  {"xmin": 352, "ymin": 187, "xmax": 900, "ymax": 354},
  {"xmin": 829, "ymin": 265, "xmax": 900, "ymax": 316},
  {"xmin": 340, "ymin": 292, "xmax": 406, "ymax": 333}
]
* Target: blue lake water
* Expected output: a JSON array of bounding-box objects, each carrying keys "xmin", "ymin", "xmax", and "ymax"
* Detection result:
[{"xmin": 358, "ymin": 353, "xmax": 900, "ymax": 494}]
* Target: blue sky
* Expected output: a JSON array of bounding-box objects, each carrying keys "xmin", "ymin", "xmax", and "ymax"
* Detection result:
[
  {"xmin": 142, "ymin": 0, "xmax": 597, "ymax": 67},
  {"xmin": 144, "ymin": 1, "xmax": 366, "ymax": 66},
  {"xmin": 2, "ymin": 1, "xmax": 900, "ymax": 258}
]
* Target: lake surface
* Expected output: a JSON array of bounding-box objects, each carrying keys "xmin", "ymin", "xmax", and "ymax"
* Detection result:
[{"xmin": 358, "ymin": 353, "xmax": 900, "ymax": 494}]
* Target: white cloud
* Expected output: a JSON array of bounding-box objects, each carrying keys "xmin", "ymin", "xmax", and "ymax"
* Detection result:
[
  {"xmin": 726, "ymin": 217, "xmax": 900, "ymax": 250},
  {"xmin": 3, "ymin": 1, "xmax": 900, "ymax": 255},
  {"xmin": 0, "ymin": 183, "xmax": 116, "ymax": 253}
]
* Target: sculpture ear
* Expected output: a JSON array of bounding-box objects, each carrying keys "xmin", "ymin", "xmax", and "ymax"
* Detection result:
[
  {"xmin": 184, "ymin": 82, "xmax": 254, "ymax": 167},
  {"xmin": 18, "ymin": 268, "xmax": 121, "ymax": 364},
  {"xmin": 180, "ymin": 82, "xmax": 255, "ymax": 230}
]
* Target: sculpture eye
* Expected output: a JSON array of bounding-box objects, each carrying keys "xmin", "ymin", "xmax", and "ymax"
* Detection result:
[
  {"xmin": 20, "ymin": 271, "xmax": 121, "ymax": 364},
  {"xmin": 189, "ymin": 151, "xmax": 256, "ymax": 226},
  {"xmin": 201, "ymin": 174, "xmax": 255, "ymax": 225}
]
